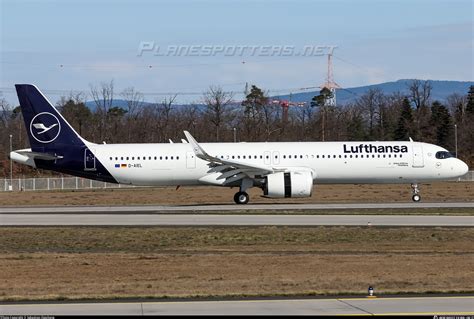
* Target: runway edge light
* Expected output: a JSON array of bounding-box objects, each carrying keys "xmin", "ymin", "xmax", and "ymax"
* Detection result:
[{"xmin": 367, "ymin": 286, "xmax": 376, "ymax": 298}]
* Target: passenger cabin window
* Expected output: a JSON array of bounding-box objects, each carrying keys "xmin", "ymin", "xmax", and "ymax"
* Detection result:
[{"xmin": 436, "ymin": 151, "xmax": 455, "ymax": 159}]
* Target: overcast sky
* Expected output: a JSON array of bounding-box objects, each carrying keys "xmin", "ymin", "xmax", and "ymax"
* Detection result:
[{"xmin": 1, "ymin": 0, "xmax": 472, "ymax": 105}]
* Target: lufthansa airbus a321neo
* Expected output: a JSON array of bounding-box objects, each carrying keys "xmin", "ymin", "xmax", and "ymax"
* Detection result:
[{"xmin": 10, "ymin": 84, "xmax": 469, "ymax": 204}]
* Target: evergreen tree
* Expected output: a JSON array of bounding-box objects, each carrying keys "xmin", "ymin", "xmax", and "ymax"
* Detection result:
[
  {"xmin": 394, "ymin": 97, "xmax": 414, "ymax": 141},
  {"xmin": 467, "ymin": 85, "xmax": 474, "ymax": 116},
  {"xmin": 311, "ymin": 87, "xmax": 333, "ymax": 141},
  {"xmin": 310, "ymin": 87, "xmax": 333, "ymax": 108},
  {"xmin": 242, "ymin": 85, "xmax": 268, "ymax": 114},
  {"xmin": 241, "ymin": 85, "xmax": 269, "ymax": 141},
  {"xmin": 430, "ymin": 101, "xmax": 452, "ymax": 149},
  {"xmin": 464, "ymin": 86, "xmax": 474, "ymax": 161}
]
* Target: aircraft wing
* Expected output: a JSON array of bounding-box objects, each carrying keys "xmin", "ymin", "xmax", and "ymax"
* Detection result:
[{"xmin": 184, "ymin": 131, "xmax": 276, "ymax": 185}]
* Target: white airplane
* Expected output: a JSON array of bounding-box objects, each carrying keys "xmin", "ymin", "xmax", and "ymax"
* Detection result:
[{"xmin": 10, "ymin": 84, "xmax": 469, "ymax": 204}]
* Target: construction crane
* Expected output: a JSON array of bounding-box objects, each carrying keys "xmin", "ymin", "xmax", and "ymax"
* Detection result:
[
  {"xmin": 271, "ymin": 95, "xmax": 306, "ymax": 123},
  {"xmin": 320, "ymin": 52, "xmax": 340, "ymax": 106},
  {"xmin": 271, "ymin": 52, "xmax": 341, "ymax": 122}
]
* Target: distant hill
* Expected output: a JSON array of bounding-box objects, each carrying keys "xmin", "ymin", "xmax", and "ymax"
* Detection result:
[
  {"xmin": 85, "ymin": 99, "xmax": 153, "ymax": 111},
  {"xmin": 273, "ymin": 79, "xmax": 473, "ymax": 105},
  {"xmin": 84, "ymin": 100, "xmax": 206, "ymax": 111},
  {"xmin": 83, "ymin": 79, "xmax": 473, "ymax": 110}
]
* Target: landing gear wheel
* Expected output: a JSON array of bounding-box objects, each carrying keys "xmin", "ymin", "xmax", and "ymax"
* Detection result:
[
  {"xmin": 234, "ymin": 191, "xmax": 250, "ymax": 205},
  {"xmin": 410, "ymin": 183, "xmax": 421, "ymax": 203}
]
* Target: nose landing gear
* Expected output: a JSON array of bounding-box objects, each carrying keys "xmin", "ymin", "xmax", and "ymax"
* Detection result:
[{"xmin": 411, "ymin": 183, "xmax": 421, "ymax": 202}]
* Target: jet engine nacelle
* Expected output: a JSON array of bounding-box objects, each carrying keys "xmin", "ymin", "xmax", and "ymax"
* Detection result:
[{"xmin": 263, "ymin": 171, "xmax": 313, "ymax": 198}]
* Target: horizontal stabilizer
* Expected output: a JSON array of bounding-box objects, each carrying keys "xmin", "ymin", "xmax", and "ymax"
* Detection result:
[{"xmin": 10, "ymin": 148, "xmax": 61, "ymax": 168}]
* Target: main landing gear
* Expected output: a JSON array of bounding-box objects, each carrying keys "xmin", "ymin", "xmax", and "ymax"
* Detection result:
[
  {"xmin": 411, "ymin": 183, "xmax": 421, "ymax": 202},
  {"xmin": 234, "ymin": 178, "xmax": 252, "ymax": 204}
]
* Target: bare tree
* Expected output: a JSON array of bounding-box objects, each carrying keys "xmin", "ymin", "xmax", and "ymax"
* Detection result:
[
  {"xmin": 90, "ymin": 80, "xmax": 114, "ymax": 114},
  {"xmin": 177, "ymin": 103, "xmax": 200, "ymax": 135},
  {"xmin": 203, "ymin": 86, "xmax": 234, "ymax": 141},
  {"xmin": 295, "ymin": 103, "xmax": 315, "ymax": 141},
  {"xmin": 446, "ymin": 93, "xmax": 467, "ymax": 124},
  {"xmin": 356, "ymin": 88, "xmax": 385, "ymax": 139},
  {"xmin": 260, "ymin": 89, "xmax": 280, "ymax": 141},
  {"xmin": 90, "ymin": 80, "xmax": 115, "ymax": 141},
  {"xmin": 121, "ymin": 87, "xmax": 144, "ymax": 119},
  {"xmin": 121, "ymin": 87, "xmax": 145, "ymax": 142},
  {"xmin": 407, "ymin": 79, "xmax": 432, "ymax": 141},
  {"xmin": 408, "ymin": 79, "xmax": 432, "ymax": 110},
  {"xmin": 0, "ymin": 96, "xmax": 11, "ymax": 129},
  {"xmin": 157, "ymin": 94, "xmax": 178, "ymax": 142}
]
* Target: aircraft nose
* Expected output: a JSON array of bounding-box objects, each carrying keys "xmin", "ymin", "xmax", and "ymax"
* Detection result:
[{"xmin": 459, "ymin": 160, "xmax": 469, "ymax": 176}]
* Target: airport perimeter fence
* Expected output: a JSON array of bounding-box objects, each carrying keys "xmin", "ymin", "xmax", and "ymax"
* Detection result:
[
  {"xmin": 1, "ymin": 171, "xmax": 473, "ymax": 192},
  {"xmin": 1, "ymin": 176, "xmax": 137, "ymax": 192}
]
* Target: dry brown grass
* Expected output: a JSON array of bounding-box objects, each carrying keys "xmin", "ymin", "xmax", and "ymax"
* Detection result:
[
  {"xmin": 0, "ymin": 182, "xmax": 472, "ymax": 206},
  {"xmin": 0, "ymin": 227, "xmax": 473, "ymax": 301}
]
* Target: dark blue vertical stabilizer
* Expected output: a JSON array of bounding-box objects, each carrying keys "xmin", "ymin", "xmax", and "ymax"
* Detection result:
[
  {"xmin": 14, "ymin": 84, "xmax": 117, "ymax": 183},
  {"xmin": 15, "ymin": 84, "xmax": 86, "ymax": 152}
]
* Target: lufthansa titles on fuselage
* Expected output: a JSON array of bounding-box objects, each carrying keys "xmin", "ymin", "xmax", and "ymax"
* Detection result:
[{"xmin": 343, "ymin": 144, "xmax": 409, "ymax": 154}]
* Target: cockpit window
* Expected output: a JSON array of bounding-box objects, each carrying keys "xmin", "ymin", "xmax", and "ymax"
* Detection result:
[{"xmin": 435, "ymin": 151, "xmax": 455, "ymax": 159}]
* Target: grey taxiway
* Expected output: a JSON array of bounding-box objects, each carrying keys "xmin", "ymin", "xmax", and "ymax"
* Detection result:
[
  {"xmin": 1, "ymin": 296, "xmax": 473, "ymax": 315},
  {"xmin": 0, "ymin": 202, "xmax": 472, "ymax": 226}
]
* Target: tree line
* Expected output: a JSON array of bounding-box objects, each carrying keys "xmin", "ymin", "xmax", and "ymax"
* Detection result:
[{"xmin": 0, "ymin": 79, "xmax": 473, "ymax": 177}]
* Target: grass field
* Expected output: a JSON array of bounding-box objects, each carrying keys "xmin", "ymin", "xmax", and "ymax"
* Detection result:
[
  {"xmin": 1, "ymin": 226, "xmax": 473, "ymax": 301},
  {"xmin": 1, "ymin": 182, "xmax": 472, "ymax": 301},
  {"xmin": 0, "ymin": 181, "xmax": 472, "ymax": 206}
]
